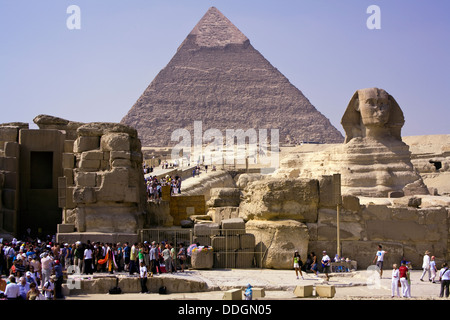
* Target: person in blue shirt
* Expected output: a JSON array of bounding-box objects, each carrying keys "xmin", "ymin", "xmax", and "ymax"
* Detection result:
[{"xmin": 18, "ymin": 276, "xmax": 30, "ymax": 300}]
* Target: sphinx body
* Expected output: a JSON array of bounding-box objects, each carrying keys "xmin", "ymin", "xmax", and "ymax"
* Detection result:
[{"xmin": 274, "ymin": 88, "xmax": 429, "ymax": 197}]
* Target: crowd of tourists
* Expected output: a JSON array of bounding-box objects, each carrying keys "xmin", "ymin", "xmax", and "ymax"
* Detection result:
[
  {"xmin": 145, "ymin": 175, "xmax": 182, "ymax": 200},
  {"xmin": 0, "ymin": 236, "xmax": 190, "ymax": 299}
]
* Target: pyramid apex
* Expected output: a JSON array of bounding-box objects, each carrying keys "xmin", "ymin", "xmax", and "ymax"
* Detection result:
[{"xmin": 188, "ymin": 6, "xmax": 249, "ymax": 48}]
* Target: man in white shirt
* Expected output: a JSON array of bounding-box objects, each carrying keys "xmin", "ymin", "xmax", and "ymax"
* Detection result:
[
  {"xmin": 40, "ymin": 252, "xmax": 54, "ymax": 290},
  {"xmin": 4, "ymin": 276, "xmax": 20, "ymax": 300},
  {"xmin": 321, "ymin": 251, "xmax": 331, "ymax": 281},
  {"xmin": 439, "ymin": 262, "xmax": 450, "ymax": 298},
  {"xmin": 391, "ymin": 264, "xmax": 400, "ymax": 298},
  {"xmin": 43, "ymin": 275, "xmax": 56, "ymax": 300},
  {"xmin": 420, "ymin": 250, "xmax": 431, "ymax": 282},
  {"xmin": 372, "ymin": 244, "xmax": 388, "ymax": 279},
  {"xmin": 83, "ymin": 245, "xmax": 93, "ymax": 275}
]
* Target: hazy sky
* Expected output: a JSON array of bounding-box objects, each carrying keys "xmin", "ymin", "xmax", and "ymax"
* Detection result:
[{"xmin": 1, "ymin": 0, "xmax": 449, "ymax": 137}]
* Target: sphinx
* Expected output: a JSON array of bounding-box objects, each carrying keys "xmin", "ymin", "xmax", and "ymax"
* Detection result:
[{"xmin": 274, "ymin": 88, "xmax": 429, "ymax": 197}]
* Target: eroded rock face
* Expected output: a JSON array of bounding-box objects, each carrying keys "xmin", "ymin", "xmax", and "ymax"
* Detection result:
[
  {"xmin": 63, "ymin": 122, "xmax": 147, "ymax": 233},
  {"xmin": 273, "ymin": 88, "xmax": 429, "ymax": 197},
  {"xmin": 239, "ymin": 178, "xmax": 319, "ymax": 222},
  {"xmin": 246, "ymin": 219, "xmax": 309, "ymax": 269}
]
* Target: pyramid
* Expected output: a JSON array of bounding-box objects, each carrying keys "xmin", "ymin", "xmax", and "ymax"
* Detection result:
[{"xmin": 121, "ymin": 7, "xmax": 344, "ymax": 147}]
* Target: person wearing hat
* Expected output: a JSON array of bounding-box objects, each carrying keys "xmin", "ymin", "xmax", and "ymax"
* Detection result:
[
  {"xmin": 25, "ymin": 271, "xmax": 37, "ymax": 286},
  {"xmin": 40, "ymin": 252, "xmax": 54, "ymax": 290},
  {"xmin": 420, "ymin": 250, "xmax": 431, "ymax": 282},
  {"xmin": 321, "ymin": 251, "xmax": 331, "ymax": 281},
  {"xmin": 43, "ymin": 275, "xmax": 56, "ymax": 300}
]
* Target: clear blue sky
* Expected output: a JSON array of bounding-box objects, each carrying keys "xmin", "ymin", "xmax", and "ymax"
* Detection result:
[{"xmin": 1, "ymin": 0, "xmax": 449, "ymax": 137}]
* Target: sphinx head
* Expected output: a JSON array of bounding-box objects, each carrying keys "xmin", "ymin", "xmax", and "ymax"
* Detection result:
[{"xmin": 341, "ymin": 88, "xmax": 405, "ymax": 143}]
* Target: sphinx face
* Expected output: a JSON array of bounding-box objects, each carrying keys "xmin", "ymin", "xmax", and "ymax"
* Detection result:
[{"xmin": 356, "ymin": 88, "xmax": 391, "ymax": 127}]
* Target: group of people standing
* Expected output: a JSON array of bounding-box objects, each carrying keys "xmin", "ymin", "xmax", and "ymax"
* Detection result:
[{"xmin": 145, "ymin": 175, "xmax": 182, "ymax": 201}]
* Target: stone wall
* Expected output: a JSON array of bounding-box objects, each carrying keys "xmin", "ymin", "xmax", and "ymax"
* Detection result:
[
  {"xmin": 58, "ymin": 122, "xmax": 147, "ymax": 235},
  {"xmin": 239, "ymin": 174, "xmax": 450, "ymax": 269}
]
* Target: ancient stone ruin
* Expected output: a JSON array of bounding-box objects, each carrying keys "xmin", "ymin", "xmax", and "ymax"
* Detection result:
[{"xmin": 121, "ymin": 6, "xmax": 344, "ymax": 147}]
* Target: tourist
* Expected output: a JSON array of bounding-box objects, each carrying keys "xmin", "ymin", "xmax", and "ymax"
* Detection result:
[
  {"xmin": 0, "ymin": 275, "xmax": 6, "ymax": 292},
  {"xmin": 420, "ymin": 250, "xmax": 431, "ymax": 282},
  {"xmin": 170, "ymin": 243, "xmax": 177, "ymax": 273},
  {"xmin": 310, "ymin": 252, "xmax": 318, "ymax": 277},
  {"xmin": 40, "ymin": 252, "xmax": 54, "ymax": 289},
  {"xmin": 139, "ymin": 261, "xmax": 148, "ymax": 293},
  {"xmin": 244, "ymin": 283, "xmax": 253, "ymax": 300},
  {"xmin": 54, "ymin": 260, "xmax": 64, "ymax": 298},
  {"xmin": 406, "ymin": 262, "xmax": 413, "ymax": 297},
  {"xmin": 129, "ymin": 243, "xmax": 139, "ymax": 275},
  {"xmin": 321, "ymin": 251, "xmax": 331, "ymax": 281},
  {"xmin": 372, "ymin": 244, "xmax": 388, "ymax": 279},
  {"xmin": 25, "ymin": 271, "xmax": 36, "ymax": 286},
  {"xmin": 42, "ymin": 275, "xmax": 56, "ymax": 300},
  {"xmin": 115, "ymin": 243, "xmax": 123, "ymax": 272},
  {"xmin": 399, "ymin": 262, "xmax": 410, "ymax": 298},
  {"xmin": 430, "ymin": 256, "xmax": 437, "ymax": 283},
  {"xmin": 143, "ymin": 242, "xmax": 150, "ymax": 268},
  {"xmin": 18, "ymin": 276, "xmax": 30, "ymax": 300},
  {"xmin": 439, "ymin": 262, "xmax": 450, "ymax": 298},
  {"xmin": 391, "ymin": 264, "xmax": 400, "ymax": 298},
  {"xmin": 177, "ymin": 243, "xmax": 187, "ymax": 273},
  {"xmin": 0, "ymin": 244, "xmax": 5, "ymax": 276},
  {"xmin": 4, "ymin": 275, "xmax": 20, "ymax": 300},
  {"xmin": 162, "ymin": 244, "xmax": 172, "ymax": 273},
  {"xmin": 64, "ymin": 243, "xmax": 72, "ymax": 270},
  {"xmin": 83, "ymin": 243, "xmax": 93, "ymax": 275},
  {"xmin": 26, "ymin": 282, "xmax": 41, "ymax": 300},
  {"xmin": 149, "ymin": 241, "xmax": 160, "ymax": 276},
  {"xmin": 293, "ymin": 250, "xmax": 304, "ymax": 280},
  {"xmin": 123, "ymin": 242, "xmax": 131, "ymax": 272}
]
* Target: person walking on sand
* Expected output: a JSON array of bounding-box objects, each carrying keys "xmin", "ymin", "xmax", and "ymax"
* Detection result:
[
  {"xmin": 321, "ymin": 251, "xmax": 331, "ymax": 282},
  {"xmin": 293, "ymin": 250, "xmax": 304, "ymax": 280},
  {"xmin": 310, "ymin": 252, "xmax": 318, "ymax": 277},
  {"xmin": 373, "ymin": 244, "xmax": 388, "ymax": 279},
  {"xmin": 399, "ymin": 262, "xmax": 410, "ymax": 298},
  {"xmin": 391, "ymin": 264, "xmax": 400, "ymax": 298},
  {"xmin": 420, "ymin": 250, "xmax": 431, "ymax": 282},
  {"xmin": 430, "ymin": 256, "xmax": 437, "ymax": 283}
]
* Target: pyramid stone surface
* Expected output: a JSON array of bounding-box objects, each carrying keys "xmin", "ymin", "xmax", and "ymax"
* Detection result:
[{"xmin": 121, "ymin": 7, "xmax": 344, "ymax": 147}]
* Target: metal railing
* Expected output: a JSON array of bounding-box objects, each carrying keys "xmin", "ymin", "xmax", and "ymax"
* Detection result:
[{"xmin": 139, "ymin": 228, "xmax": 266, "ymax": 269}]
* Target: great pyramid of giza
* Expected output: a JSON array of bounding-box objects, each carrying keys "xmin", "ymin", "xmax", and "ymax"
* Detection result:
[{"xmin": 121, "ymin": 7, "xmax": 344, "ymax": 147}]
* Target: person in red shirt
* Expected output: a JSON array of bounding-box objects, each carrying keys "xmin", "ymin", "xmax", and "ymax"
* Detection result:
[{"xmin": 399, "ymin": 262, "xmax": 410, "ymax": 298}]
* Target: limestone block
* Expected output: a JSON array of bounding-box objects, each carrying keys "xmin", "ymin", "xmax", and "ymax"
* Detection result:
[
  {"xmin": 235, "ymin": 249, "xmax": 254, "ymax": 268},
  {"xmin": 209, "ymin": 207, "xmax": 239, "ymax": 223},
  {"xmin": 211, "ymin": 235, "xmax": 240, "ymax": 251},
  {"xmin": 73, "ymin": 136, "xmax": 100, "ymax": 153},
  {"xmin": 110, "ymin": 151, "xmax": 131, "ymax": 160},
  {"xmin": 95, "ymin": 168, "xmax": 129, "ymax": 202},
  {"xmin": 207, "ymin": 188, "xmax": 241, "ymax": 207},
  {"xmin": 319, "ymin": 175, "xmax": 335, "ymax": 207},
  {"xmin": 63, "ymin": 153, "xmax": 75, "ymax": 169},
  {"xmin": 0, "ymin": 127, "xmax": 19, "ymax": 142},
  {"xmin": 3, "ymin": 171, "xmax": 17, "ymax": 189},
  {"xmin": 252, "ymin": 288, "xmax": 265, "ymax": 299},
  {"xmin": 79, "ymin": 159, "xmax": 100, "ymax": 170},
  {"xmin": 64, "ymin": 140, "xmax": 75, "ymax": 153},
  {"xmin": 245, "ymin": 219, "xmax": 309, "ymax": 269},
  {"xmin": 293, "ymin": 285, "xmax": 313, "ymax": 298},
  {"xmin": 100, "ymin": 133, "xmax": 130, "ymax": 152},
  {"xmin": 194, "ymin": 222, "xmax": 220, "ymax": 237},
  {"xmin": 81, "ymin": 150, "xmax": 104, "ymax": 161},
  {"xmin": 180, "ymin": 219, "xmax": 195, "ymax": 228},
  {"xmin": 342, "ymin": 195, "xmax": 361, "ymax": 212},
  {"xmin": 214, "ymin": 251, "xmax": 236, "ymax": 268},
  {"xmin": 4, "ymin": 142, "xmax": 19, "ymax": 158},
  {"xmin": 112, "ymin": 159, "xmax": 132, "ymax": 168},
  {"xmin": 191, "ymin": 248, "xmax": 214, "ymax": 269},
  {"xmin": 221, "ymin": 217, "xmax": 245, "ymax": 235},
  {"xmin": 239, "ymin": 233, "xmax": 256, "ymax": 250},
  {"xmin": 0, "ymin": 172, "xmax": 4, "ymax": 188},
  {"xmin": 73, "ymin": 187, "xmax": 96, "ymax": 204},
  {"xmin": 2, "ymin": 189, "xmax": 16, "ymax": 210},
  {"xmin": 2, "ymin": 157, "xmax": 18, "ymax": 172},
  {"xmin": 84, "ymin": 210, "xmax": 138, "ymax": 233},
  {"xmin": 74, "ymin": 172, "xmax": 97, "ymax": 188},
  {"xmin": 193, "ymin": 235, "xmax": 211, "ymax": 247},
  {"xmin": 57, "ymin": 224, "xmax": 75, "ymax": 233},
  {"xmin": 239, "ymin": 178, "xmax": 319, "ymax": 222},
  {"xmin": 315, "ymin": 285, "xmax": 335, "ymax": 298},
  {"xmin": 64, "ymin": 168, "xmax": 74, "ymax": 186},
  {"xmin": 222, "ymin": 289, "xmax": 242, "ymax": 300}
]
